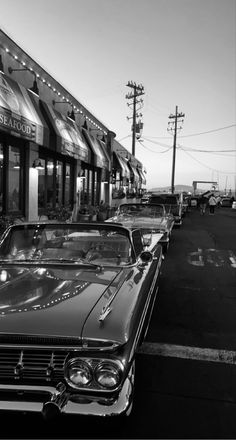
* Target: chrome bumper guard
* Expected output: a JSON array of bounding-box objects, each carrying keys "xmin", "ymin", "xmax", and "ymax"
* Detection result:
[{"xmin": 0, "ymin": 374, "xmax": 134, "ymax": 419}]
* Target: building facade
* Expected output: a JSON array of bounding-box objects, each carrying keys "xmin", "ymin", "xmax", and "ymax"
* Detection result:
[{"xmin": 0, "ymin": 30, "xmax": 146, "ymax": 222}]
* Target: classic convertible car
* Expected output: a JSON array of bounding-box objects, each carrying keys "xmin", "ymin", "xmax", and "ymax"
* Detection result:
[
  {"xmin": 0, "ymin": 221, "xmax": 163, "ymax": 419},
  {"xmin": 107, "ymin": 203, "xmax": 175, "ymax": 253}
]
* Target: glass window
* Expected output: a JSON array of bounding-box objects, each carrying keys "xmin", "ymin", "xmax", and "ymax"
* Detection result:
[
  {"xmin": 65, "ymin": 164, "xmax": 71, "ymax": 207},
  {"xmin": 8, "ymin": 145, "xmax": 20, "ymax": 212},
  {"xmin": 56, "ymin": 161, "xmax": 63, "ymax": 207},
  {"xmin": 38, "ymin": 158, "xmax": 46, "ymax": 209},
  {"xmin": 46, "ymin": 160, "xmax": 54, "ymax": 208}
]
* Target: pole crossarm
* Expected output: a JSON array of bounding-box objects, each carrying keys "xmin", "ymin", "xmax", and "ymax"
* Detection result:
[{"xmin": 126, "ymin": 81, "xmax": 145, "ymax": 156}]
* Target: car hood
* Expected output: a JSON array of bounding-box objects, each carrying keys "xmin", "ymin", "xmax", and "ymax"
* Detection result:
[{"xmin": 0, "ymin": 264, "xmax": 122, "ymax": 339}]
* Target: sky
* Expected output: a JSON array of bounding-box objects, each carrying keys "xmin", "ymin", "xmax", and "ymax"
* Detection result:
[{"xmin": 0, "ymin": 0, "xmax": 235, "ymax": 192}]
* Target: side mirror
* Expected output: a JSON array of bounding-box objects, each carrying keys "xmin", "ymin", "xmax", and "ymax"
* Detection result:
[
  {"xmin": 143, "ymin": 236, "xmax": 152, "ymax": 247},
  {"xmin": 140, "ymin": 250, "xmax": 153, "ymax": 263}
]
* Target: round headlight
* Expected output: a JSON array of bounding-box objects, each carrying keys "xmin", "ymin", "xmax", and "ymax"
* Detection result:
[
  {"xmin": 67, "ymin": 360, "xmax": 92, "ymax": 388},
  {"xmin": 95, "ymin": 362, "xmax": 121, "ymax": 389}
]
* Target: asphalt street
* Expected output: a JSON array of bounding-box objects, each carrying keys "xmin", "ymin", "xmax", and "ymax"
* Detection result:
[{"xmin": 1, "ymin": 206, "xmax": 236, "ymax": 439}]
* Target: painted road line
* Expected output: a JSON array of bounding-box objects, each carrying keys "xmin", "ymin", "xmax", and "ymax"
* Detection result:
[
  {"xmin": 138, "ymin": 342, "xmax": 236, "ymax": 365},
  {"xmin": 187, "ymin": 249, "xmax": 236, "ymax": 268}
]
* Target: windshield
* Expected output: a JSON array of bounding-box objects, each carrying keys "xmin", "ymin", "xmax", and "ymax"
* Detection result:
[
  {"xmin": 0, "ymin": 224, "xmax": 134, "ymax": 266},
  {"xmin": 119, "ymin": 204, "xmax": 164, "ymax": 218}
]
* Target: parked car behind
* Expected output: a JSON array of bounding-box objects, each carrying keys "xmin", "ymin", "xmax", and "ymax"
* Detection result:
[
  {"xmin": 0, "ymin": 221, "xmax": 163, "ymax": 419},
  {"xmin": 106, "ymin": 203, "xmax": 174, "ymax": 253},
  {"xmin": 149, "ymin": 193, "xmax": 183, "ymax": 227},
  {"xmin": 221, "ymin": 197, "xmax": 233, "ymax": 207}
]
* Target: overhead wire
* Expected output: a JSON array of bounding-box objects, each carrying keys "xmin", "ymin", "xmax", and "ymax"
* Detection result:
[
  {"xmin": 143, "ymin": 123, "xmax": 236, "ymax": 139},
  {"xmin": 180, "ymin": 148, "xmax": 235, "ymax": 175}
]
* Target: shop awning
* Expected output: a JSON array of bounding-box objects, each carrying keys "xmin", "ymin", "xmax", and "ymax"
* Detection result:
[
  {"xmin": 40, "ymin": 101, "xmax": 91, "ymax": 162},
  {"xmin": 82, "ymin": 129, "xmax": 109, "ymax": 169},
  {"xmin": 0, "ymin": 72, "xmax": 49, "ymax": 146},
  {"xmin": 128, "ymin": 162, "xmax": 140, "ymax": 183},
  {"xmin": 137, "ymin": 167, "xmax": 147, "ymax": 185},
  {"xmin": 113, "ymin": 152, "xmax": 130, "ymax": 179},
  {"xmin": 97, "ymin": 138, "xmax": 111, "ymax": 171}
]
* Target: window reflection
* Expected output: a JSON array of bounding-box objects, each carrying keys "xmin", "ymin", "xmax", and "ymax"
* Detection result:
[
  {"xmin": 65, "ymin": 164, "xmax": 71, "ymax": 206},
  {"xmin": 56, "ymin": 161, "xmax": 63, "ymax": 206},
  {"xmin": 38, "ymin": 158, "xmax": 46, "ymax": 209},
  {"xmin": 8, "ymin": 145, "xmax": 20, "ymax": 212},
  {"xmin": 46, "ymin": 160, "xmax": 54, "ymax": 208}
]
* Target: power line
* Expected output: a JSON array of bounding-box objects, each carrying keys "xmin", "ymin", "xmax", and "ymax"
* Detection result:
[
  {"xmin": 178, "ymin": 144, "xmax": 235, "ymax": 153},
  {"xmin": 144, "ymin": 123, "xmax": 236, "ymax": 139},
  {"xmin": 138, "ymin": 140, "xmax": 172, "ymax": 154},
  {"xmin": 181, "ymin": 148, "xmax": 235, "ymax": 175}
]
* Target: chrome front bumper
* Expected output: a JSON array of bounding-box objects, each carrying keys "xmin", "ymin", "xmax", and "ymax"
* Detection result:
[{"xmin": 0, "ymin": 374, "xmax": 134, "ymax": 418}]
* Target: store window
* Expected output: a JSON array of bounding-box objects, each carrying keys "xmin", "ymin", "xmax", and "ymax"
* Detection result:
[
  {"xmin": 46, "ymin": 160, "xmax": 54, "ymax": 208},
  {"xmin": 80, "ymin": 167, "xmax": 100, "ymax": 207},
  {"xmin": 56, "ymin": 161, "xmax": 63, "ymax": 207},
  {"xmin": 38, "ymin": 158, "xmax": 46, "ymax": 209},
  {"xmin": 8, "ymin": 145, "xmax": 21, "ymax": 212},
  {"xmin": 65, "ymin": 164, "xmax": 72, "ymax": 206},
  {"xmin": 38, "ymin": 156, "xmax": 73, "ymax": 212}
]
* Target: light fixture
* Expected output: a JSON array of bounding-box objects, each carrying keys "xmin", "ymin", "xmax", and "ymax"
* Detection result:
[
  {"xmin": 13, "ymin": 154, "xmax": 20, "ymax": 169},
  {"xmin": 82, "ymin": 120, "xmax": 88, "ymax": 130},
  {"xmin": 32, "ymin": 159, "xmax": 44, "ymax": 170},
  {"xmin": 98, "ymin": 134, "xmax": 106, "ymax": 143},
  {"xmin": 78, "ymin": 169, "xmax": 85, "ymax": 178},
  {"xmin": 8, "ymin": 66, "xmax": 39, "ymax": 97},
  {"xmin": 28, "ymin": 76, "xmax": 39, "ymax": 97},
  {"xmin": 52, "ymin": 99, "xmax": 70, "ymax": 106},
  {"xmin": 67, "ymin": 108, "xmax": 75, "ymax": 122}
]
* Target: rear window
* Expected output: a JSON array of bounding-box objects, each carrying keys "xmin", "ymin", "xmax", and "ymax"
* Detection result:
[{"xmin": 150, "ymin": 195, "xmax": 178, "ymax": 205}]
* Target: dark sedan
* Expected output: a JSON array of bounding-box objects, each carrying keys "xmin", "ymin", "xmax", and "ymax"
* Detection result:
[{"xmin": 0, "ymin": 221, "xmax": 163, "ymax": 419}]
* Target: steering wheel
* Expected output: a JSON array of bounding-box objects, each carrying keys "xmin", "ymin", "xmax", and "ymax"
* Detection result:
[{"xmin": 85, "ymin": 244, "xmax": 118, "ymax": 261}]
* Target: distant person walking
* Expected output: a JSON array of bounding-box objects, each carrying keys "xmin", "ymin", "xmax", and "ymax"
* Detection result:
[
  {"xmin": 216, "ymin": 195, "xmax": 221, "ymax": 208},
  {"xmin": 208, "ymin": 194, "xmax": 217, "ymax": 215},
  {"xmin": 199, "ymin": 195, "xmax": 208, "ymax": 215}
]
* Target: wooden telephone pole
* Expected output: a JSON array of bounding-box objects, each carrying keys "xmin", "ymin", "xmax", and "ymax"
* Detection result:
[
  {"xmin": 126, "ymin": 81, "xmax": 145, "ymax": 156},
  {"xmin": 168, "ymin": 106, "xmax": 185, "ymax": 193}
]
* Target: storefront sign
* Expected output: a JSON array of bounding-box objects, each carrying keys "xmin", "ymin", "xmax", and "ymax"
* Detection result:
[
  {"xmin": 0, "ymin": 110, "xmax": 35, "ymax": 138},
  {"xmin": 0, "ymin": 73, "xmax": 47, "ymax": 146}
]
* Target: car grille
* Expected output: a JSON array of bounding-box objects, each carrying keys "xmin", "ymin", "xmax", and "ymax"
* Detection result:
[{"xmin": 0, "ymin": 348, "xmax": 69, "ymax": 384}]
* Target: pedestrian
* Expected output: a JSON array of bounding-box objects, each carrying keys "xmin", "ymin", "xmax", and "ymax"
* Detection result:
[
  {"xmin": 199, "ymin": 194, "xmax": 208, "ymax": 215},
  {"xmin": 216, "ymin": 195, "xmax": 221, "ymax": 208},
  {"xmin": 208, "ymin": 194, "xmax": 217, "ymax": 215}
]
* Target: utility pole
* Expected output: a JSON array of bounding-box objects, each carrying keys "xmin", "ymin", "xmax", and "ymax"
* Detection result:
[
  {"xmin": 168, "ymin": 106, "xmax": 185, "ymax": 193},
  {"xmin": 126, "ymin": 81, "xmax": 145, "ymax": 156}
]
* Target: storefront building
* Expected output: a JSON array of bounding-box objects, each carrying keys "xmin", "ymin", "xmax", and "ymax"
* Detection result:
[{"xmin": 0, "ymin": 30, "xmax": 146, "ymax": 222}]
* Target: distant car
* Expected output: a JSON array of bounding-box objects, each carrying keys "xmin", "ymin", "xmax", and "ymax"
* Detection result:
[
  {"xmin": 0, "ymin": 221, "xmax": 163, "ymax": 419},
  {"xmin": 221, "ymin": 197, "xmax": 233, "ymax": 207},
  {"xmin": 106, "ymin": 203, "xmax": 175, "ymax": 253},
  {"xmin": 149, "ymin": 193, "xmax": 183, "ymax": 227}
]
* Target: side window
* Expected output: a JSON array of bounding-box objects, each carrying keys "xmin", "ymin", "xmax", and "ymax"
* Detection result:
[{"xmin": 132, "ymin": 229, "xmax": 144, "ymax": 255}]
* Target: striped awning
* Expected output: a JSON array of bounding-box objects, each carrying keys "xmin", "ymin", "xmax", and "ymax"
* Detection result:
[
  {"xmin": 113, "ymin": 152, "xmax": 130, "ymax": 179},
  {"xmin": 0, "ymin": 72, "xmax": 49, "ymax": 146},
  {"xmin": 40, "ymin": 101, "xmax": 90, "ymax": 162}
]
